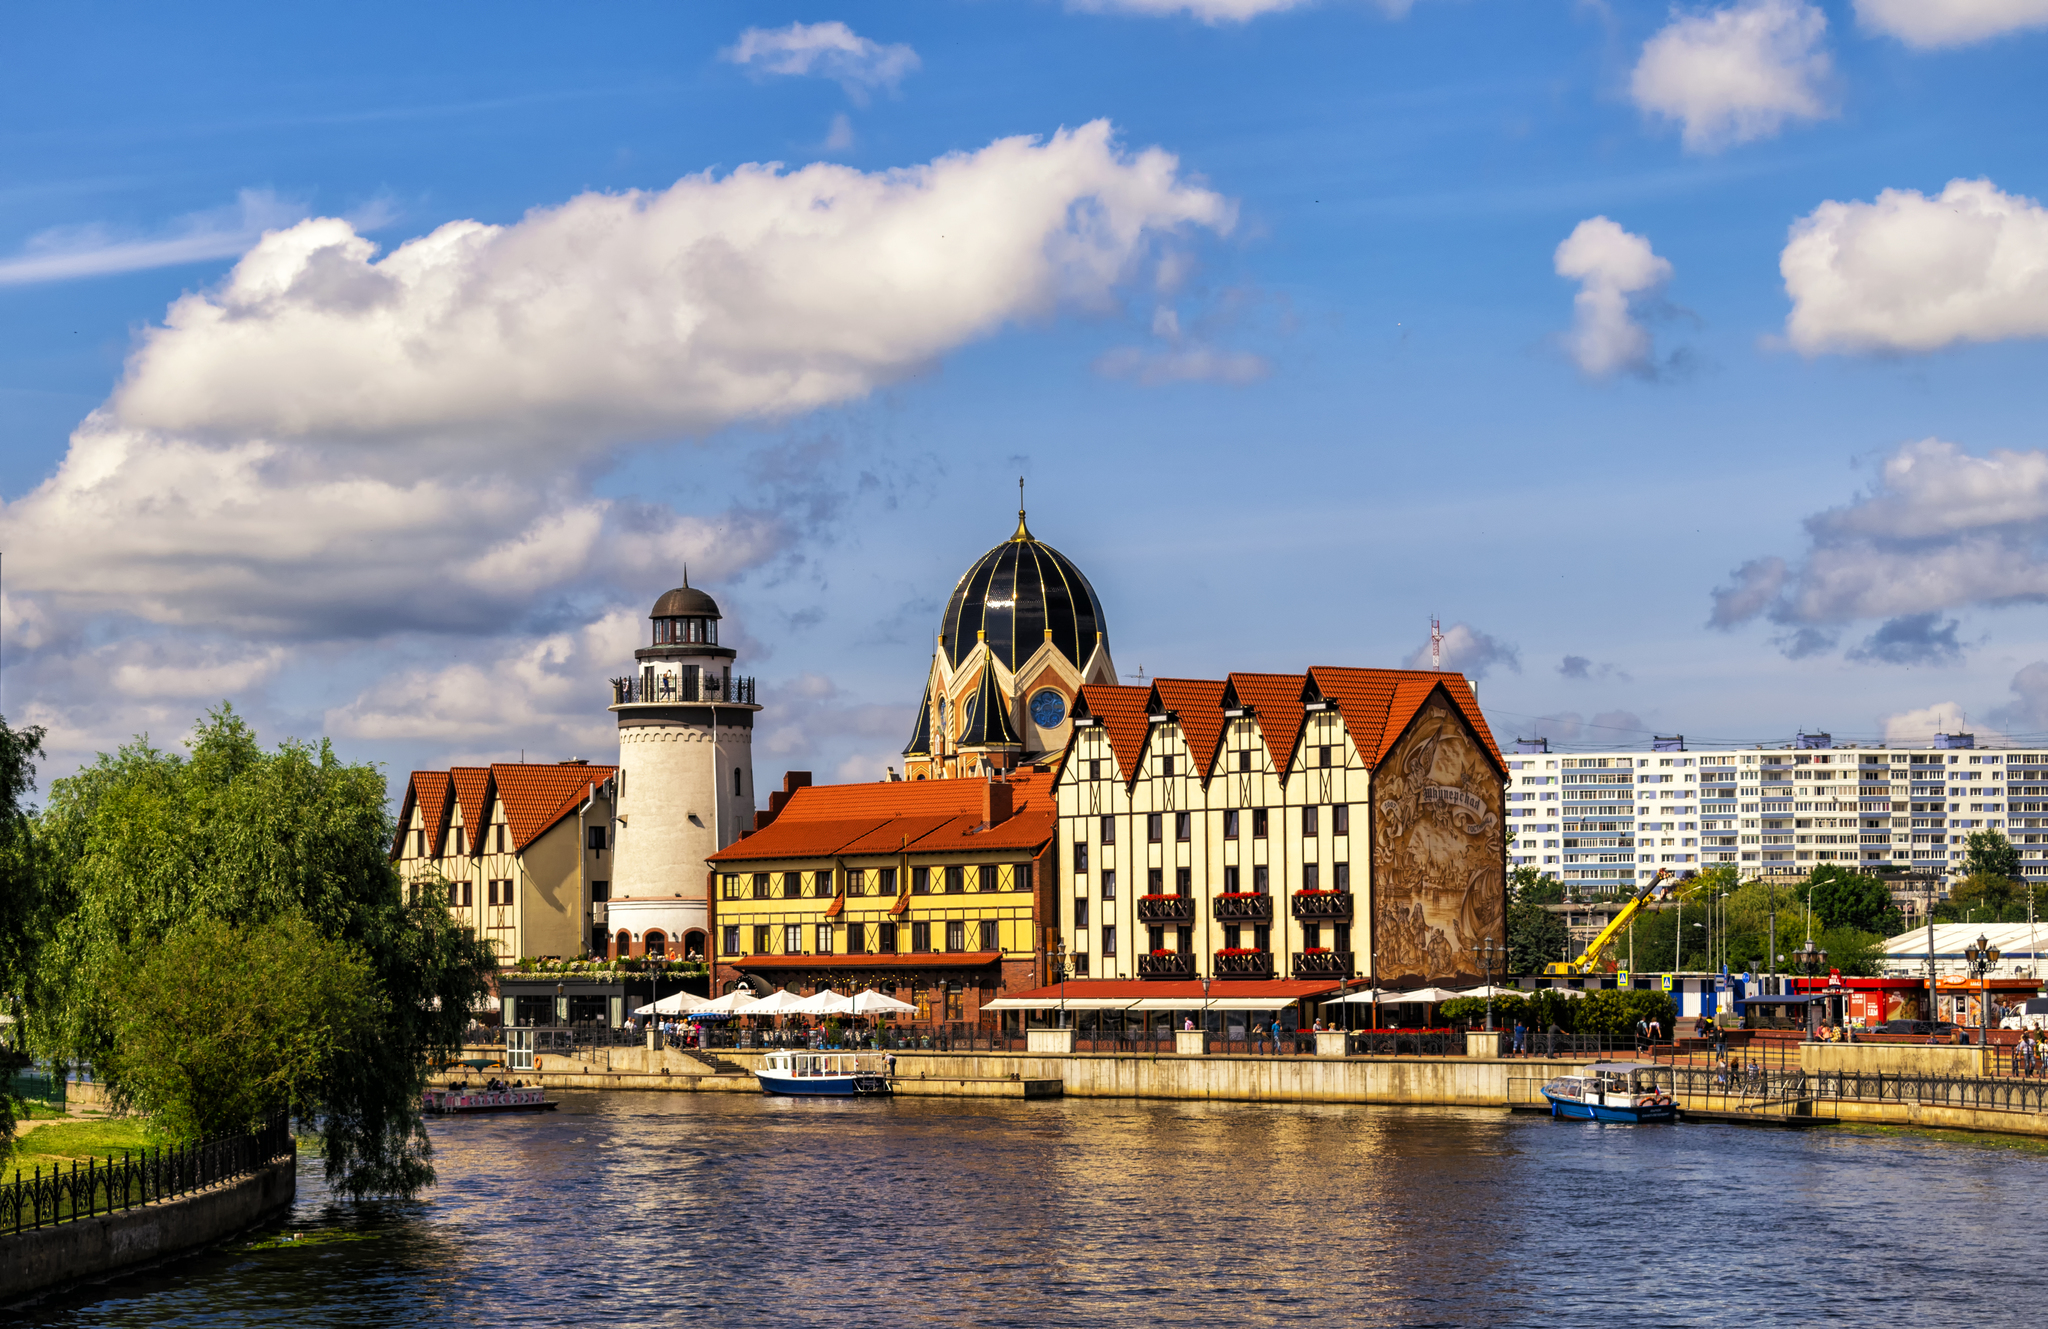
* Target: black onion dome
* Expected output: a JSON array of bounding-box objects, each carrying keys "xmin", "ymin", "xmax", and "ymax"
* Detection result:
[
  {"xmin": 939, "ymin": 514, "xmax": 1108, "ymax": 672},
  {"xmin": 651, "ymin": 586, "xmax": 721, "ymax": 619}
]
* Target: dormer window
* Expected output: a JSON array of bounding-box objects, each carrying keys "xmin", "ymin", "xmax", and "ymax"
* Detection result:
[{"xmin": 653, "ymin": 617, "xmax": 717, "ymax": 646}]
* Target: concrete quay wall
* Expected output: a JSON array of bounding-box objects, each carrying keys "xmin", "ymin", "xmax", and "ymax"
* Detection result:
[{"xmin": 0, "ymin": 1159, "xmax": 295, "ymax": 1306}]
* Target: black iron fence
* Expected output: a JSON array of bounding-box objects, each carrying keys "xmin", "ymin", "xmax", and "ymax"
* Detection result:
[{"xmin": 1, "ymin": 1112, "xmax": 292, "ymax": 1235}]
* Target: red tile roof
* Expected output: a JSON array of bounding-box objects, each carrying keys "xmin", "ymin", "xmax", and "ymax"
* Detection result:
[
  {"xmin": 450, "ymin": 767, "xmax": 491, "ymax": 842},
  {"xmin": 404, "ymin": 771, "xmax": 454, "ymax": 857},
  {"xmin": 1075, "ymin": 683, "xmax": 1152, "ymax": 782},
  {"xmin": 1150, "ymin": 677, "xmax": 1228, "ymax": 778},
  {"xmin": 488, "ymin": 762, "xmax": 618, "ymax": 852},
  {"xmin": 1307, "ymin": 666, "xmax": 1504, "ymax": 773},
  {"xmin": 709, "ymin": 772, "xmax": 1056, "ymax": 865},
  {"xmin": 1226, "ymin": 672, "xmax": 1309, "ymax": 780}
]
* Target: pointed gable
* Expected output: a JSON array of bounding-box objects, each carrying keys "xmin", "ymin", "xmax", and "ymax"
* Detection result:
[
  {"xmin": 1148, "ymin": 677, "xmax": 1228, "ymax": 779},
  {"xmin": 1074, "ymin": 683, "xmax": 1151, "ymax": 783},
  {"xmin": 957, "ymin": 661, "xmax": 1023, "ymax": 749},
  {"xmin": 488, "ymin": 762, "xmax": 619, "ymax": 851},
  {"xmin": 902, "ymin": 677, "xmax": 935, "ymax": 757},
  {"xmin": 1306, "ymin": 666, "xmax": 1504, "ymax": 773},
  {"xmin": 450, "ymin": 766, "xmax": 491, "ymax": 847},
  {"xmin": 1225, "ymin": 671, "xmax": 1309, "ymax": 780},
  {"xmin": 412, "ymin": 771, "xmax": 453, "ymax": 855}
]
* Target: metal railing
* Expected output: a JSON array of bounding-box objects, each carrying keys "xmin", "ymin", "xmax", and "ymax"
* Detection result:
[
  {"xmin": 610, "ymin": 673, "xmax": 756, "ymax": 705},
  {"xmin": 1, "ymin": 1112, "xmax": 291, "ymax": 1234}
]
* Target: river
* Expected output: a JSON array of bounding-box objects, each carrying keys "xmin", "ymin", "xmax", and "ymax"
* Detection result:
[{"xmin": 28, "ymin": 1091, "xmax": 2048, "ymax": 1327}]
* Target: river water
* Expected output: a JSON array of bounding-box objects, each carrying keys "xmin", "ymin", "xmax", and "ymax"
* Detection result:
[{"xmin": 27, "ymin": 1090, "xmax": 2048, "ymax": 1327}]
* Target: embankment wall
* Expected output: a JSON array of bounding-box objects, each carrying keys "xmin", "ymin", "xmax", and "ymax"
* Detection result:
[{"xmin": 0, "ymin": 1158, "xmax": 296, "ymax": 1305}]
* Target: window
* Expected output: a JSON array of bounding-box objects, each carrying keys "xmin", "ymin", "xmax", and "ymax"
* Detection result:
[
  {"xmin": 752, "ymin": 872, "xmax": 771, "ymax": 899},
  {"xmin": 1089, "ymin": 759, "xmax": 1101, "ymax": 780},
  {"xmin": 1334, "ymin": 861, "xmax": 1350, "ymax": 892},
  {"xmin": 1253, "ymin": 864, "xmax": 1270, "ymax": 893},
  {"xmin": 721, "ymin": 925, "xmax": 740, "ymax": 955},
  {"xmin": 1147, "ymin": 813, "xmax": 1163, "ymax": 843},
  {"xmin": 1148, "ymin": 924, "xmax": 1166, "ymax": 953},
  {"xmin": 495, "ymin": 824, "xmax": 506, "ymax": 853},
  {"xmin": 1304, "ymin": 806, "xmax": 1320, "ymax": 836},
  {"xmin": 1334, "ymin": 804, "xmax": 1349, "ymax": 836},
  {"xmin": 1253, "ymin": 809, "xmax": 1269, "ymax": 839},
  {"xmin": 878, "ymin": 866, "xmax": 898, "ymax": 895},
  {"xmin": 1073, "ymin": 841, "xmax": 1089, "ymax": 875},
  {"xmin": 946, "ymin": 920, "xmax": 966, "ymax": 952},
  {"xmin": 980, "ymin": 919, "xmax": 1001, "ymax": 952},
  {"xmin": 1253, "ymin": 924, "xmax": 1270, "ymax": 951},
  {"xmin": 733, "ymin": 767, "xmax": 743, "ymax": 798},
  {"xmin": 461, "ymin": 881, "xmax": 474, "ymax": 907},
  {"xmin": 784, "ymin": 924, "xmax": 803, "ymax": 954},
  {"xmin": 1148, "ymin": 866, "xmax": 1164, "ymax": 892},
  {"xmin": 1101, "ymin": 815, "xmax": 1116, "ymax": 844},
  {"xmin": 944, "ymin": 985, "xmax": 965, "ymax": 1021},
  {"xmin": 1102, "ymin": 925, "xmax": 1117, "ymax": 958},
  {"xmin": 454, "ymin": 827, "xmax": 465, "ymax": 855},
  {"xmin": 1074, "ymin": 896, "xmax": 1090, "ymax": 930},
  {"xmin": 1176, "ymin": 866, "xmax": 1192, "ymax": 895},
  {"xmin": 815, "ymin": 870, "xmax": 835, "ymax": 898},
  {"xmin": 1224, "ymin": 865, "xmax": 1240, "ymax": 891},
  {"xmin": 1224, "ymin": 809, "xmax": 1239, "ymax": 839},
  {"xmin": 721, "ymin": 873, "xmax": 743, "ymax": 899},
  {"xmin": 1303, "ymin": 863, "xmax": 1320, "ymax": 890},
  {"xmin": 945, "ymin": 865, "xmax": 965, "ymax": 893},
  {"xmin": 1224, "ymin": 923, "xmax": 1242, "ymax": 949},
  {"xmin": 753, "ymin": 925, "xmax": 771, "ymax": 953},
  {"xmin": 1238, "ymin": 750, "xmax": 1252, "ymax": 772},
  {"xmin": 1161, "ymin": 755, "xmax": 1176, "ymax": 778},
  {"xmin": 1073, "ymin": 952, "xmax": 1091, "ymax": 977},
  {"xmin": 590, "ymin": 879, "xmax": 608, "ymax": 904},
  {"xmin": 878, "ymin": 922, "xmax": 898, "ymax": 952},
  {"xmin": 1101, "ymin": 869, "xmax": 1117, "ymax": 899},
  {"xmin": 816, "ymin": 924, "xmax": 834, "ymax": 955},
  {"xmin": 1303, "ymin": 923, "xmax": 1321, "ymax": 949},
  {"xmin": 587, "ymin": 825, "xmax": 607, "ymax": 851},
  {"xmin": 845, "ymin": 868, "xmax": 865, "ymax": 897},
  {"xmin": 1319, "ymin": 745, "xmax": 1331, "ymax": 768},
  {"xmin": 1175, "ymin": 811, "xmax": 1191, "ymax": 841},
  {"xmin": 913, "ymin": 866, "xmax": 932, "ymax": 895},
  {"xmin": 1014, "ymin": 863, "xmax": 1033, "ymax": 893},
  {"xmin": 910, "ymin": 921, "xmax": 931, "ymax": 951}
]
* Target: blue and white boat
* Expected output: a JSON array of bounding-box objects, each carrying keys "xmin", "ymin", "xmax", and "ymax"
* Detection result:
[
  {"xmin": 1542, "ymin": 1062, "xmax": 1678, "ymax": 1122},
  {"xmin": 753, "ymin": 1050, "xmax": 893, "ymax": 1097}
]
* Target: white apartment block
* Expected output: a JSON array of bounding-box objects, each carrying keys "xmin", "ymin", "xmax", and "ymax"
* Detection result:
[{"xmin": 1505, "ymin": 731, "xmax": 2048, "ymax": 897}]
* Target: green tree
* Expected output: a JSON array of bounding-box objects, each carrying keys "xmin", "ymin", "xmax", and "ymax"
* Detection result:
[
  {"xmin": 0, "ymin": 715, "xmax": 47, "ymax": 1159},
  {"xmin": 31, "ymin": 706, "xmax": 493, "ymax": 1197},
  {"xmin": 1941, "ymin": 870, "xmax": 2029, "ymax": 924},
  {"xmin": 1805, "ymin": 866, "xmax": 1900, "ymax": 935},
  {"xmin": 1505, "ymin": 866, "xmax": 1569, "ymax": 976},
  {"xmin": 106, "ymin": 915, "xmax": 379, "ymax": 1139},
  {"xmin": 1962, "ymin": 830, "xmax": 2021, "ymax": 881}
]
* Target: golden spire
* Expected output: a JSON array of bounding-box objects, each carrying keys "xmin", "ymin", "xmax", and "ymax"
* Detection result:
[{"xmin": 1011, "ymin": 475, "xmax": 1032, "ymax": 542}]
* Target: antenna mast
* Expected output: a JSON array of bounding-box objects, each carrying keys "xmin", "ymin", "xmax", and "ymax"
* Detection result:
[{"xmin": 1430, "ymin": 616, "xmax": 1443, "ymax": 670}]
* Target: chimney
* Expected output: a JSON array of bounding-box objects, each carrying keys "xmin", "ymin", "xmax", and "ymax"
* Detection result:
[
  {"xmin": 982, "ymin": 777, "xmax": 1013, "ymax": 830},
  {"xmin": 757, "ymin": 771, "xmax": 814, "ymax": 831}
]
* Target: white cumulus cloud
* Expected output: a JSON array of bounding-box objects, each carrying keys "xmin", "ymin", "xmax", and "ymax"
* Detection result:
[
  {"xmin": 723, "ymin": 22, "xmax": 919, "ymax": 101},
  {"xmin": 1630, "ymin": 0, "xmax": 1834, "ymax": 152},
  {"xmin": 1855, "ymin": 0, "xmax": 2048, "ymax": 48},
  {"xmin": 1781, "ymin": 178, "xmax": 2048, "ymax": 355},
  {"xmin": 1069, "ymin": 0, "xmax": 1419, "ymax": 21},
  {"xmin": 1554, "ymin": 217, "xmax": 1673, "ymax": 377},
  {"xmin": 1402, "ymin": 623, "xmax": 1521, "ymax": 680}
]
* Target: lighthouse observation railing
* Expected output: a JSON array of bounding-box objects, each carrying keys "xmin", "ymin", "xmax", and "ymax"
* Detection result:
[{"xmin": 611, "ymin": 674, "xmax": 757, "ymax": 705}]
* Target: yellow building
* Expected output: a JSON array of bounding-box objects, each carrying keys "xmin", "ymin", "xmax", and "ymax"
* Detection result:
[
  {"xmin": 392, "ymin": 761, "xmax": 619, "ymax": 962},
  {"xmin": 706, "ymin": 771, "xmax": 1056, "ymax": 1024}
]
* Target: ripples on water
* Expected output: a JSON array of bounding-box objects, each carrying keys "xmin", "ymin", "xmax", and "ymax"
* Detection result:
[{"xmin": 26, "ymin": 1092, "xmax": 2048, "ymax": 1328}]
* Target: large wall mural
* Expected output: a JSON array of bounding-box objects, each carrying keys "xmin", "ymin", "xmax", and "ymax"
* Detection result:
[{"xmin": 1370, "ymin": 693, "xmax": 1506, "ymax": 986}]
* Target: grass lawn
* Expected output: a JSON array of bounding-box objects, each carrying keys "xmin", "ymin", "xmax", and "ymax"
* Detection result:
[{"xmin": 4, "ymin": 1117, "xmax": 157, "ymax": 1179}]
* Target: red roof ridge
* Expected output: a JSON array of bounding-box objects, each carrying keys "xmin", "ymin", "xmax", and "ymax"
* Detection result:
[{"xmin": 1149, "ymin": 677, "xmax": 1229, "ymax": 779}]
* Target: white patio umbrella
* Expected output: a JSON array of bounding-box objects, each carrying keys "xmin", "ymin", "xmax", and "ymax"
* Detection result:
[
  {"xmin": 1456, "ymin": 985, "xmax": 1524, "ymax": 1000},
  {"xmin": 792, "ymin": 989, "xmax": 854, "ymax": 1015},
  {"xmin": 851, "ymin": 990, "xmax": 917, "ymax": 1015},
  {"xmin": 1391, "ymin": 986, "xmax": 1466, "ymax": 1004},
  {"xmin": 633, "ymin": 990, "xmax": 714, "ymax": 1016},
  {"xmin": 746, "ymin": 988, "xmax": 808, "ymax": 1015},
  {"xmin": 701, "ymin": 989, "xmax": 762, "ymax": 1014}
]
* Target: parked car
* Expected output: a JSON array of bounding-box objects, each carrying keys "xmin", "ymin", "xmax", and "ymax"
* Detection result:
[{"xmin": 1999, "ymin": 998, "xmax": 2048, "ymax": 1032}]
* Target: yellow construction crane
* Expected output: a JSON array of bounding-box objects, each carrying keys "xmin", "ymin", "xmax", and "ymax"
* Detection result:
[{"xmin": 1542, "ymin": 869, "xmax": 1678, "ymax": 976}]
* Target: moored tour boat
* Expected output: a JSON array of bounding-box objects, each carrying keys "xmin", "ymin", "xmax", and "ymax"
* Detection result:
[
  {"xmin": 1542, "ymin": 1062, "xmax": 1678, "ymax": 1123},
  {"xmin": 753, "ymin": 1050, "xmax": 893, "ymax": 1097},
  {"xmin": 423, "ymin": 1085, "xmax": 558, "ymax": 1115}
]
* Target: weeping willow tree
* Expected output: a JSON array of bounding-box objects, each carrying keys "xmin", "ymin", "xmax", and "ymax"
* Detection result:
[{"xmin": 30, "ymin": 706, "xmax": 493, "ymax": 1198}]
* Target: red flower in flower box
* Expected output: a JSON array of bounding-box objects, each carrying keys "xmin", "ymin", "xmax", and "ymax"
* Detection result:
[
  {"xmin": 1293, "ymin": 889, "xmax": 1340, "ymax": 897},
  {"xmin": 1214, "ymin": 947, "xmax": 1264, "ymax": 957},
  {"xmin": 1140, "ymin": 893, "xmax": 1175, "ymax": 902},
  {"xmin": 1303, "ymin": 947, "xmax": 1331, "ymax": 954},
  {"xmin": 1216, "ymin": 892, "xmax": 1264, "ymax": 900},
  {"xmin": 1150, "ymin": 948, "xmax": 1174, "ymax": 956}
]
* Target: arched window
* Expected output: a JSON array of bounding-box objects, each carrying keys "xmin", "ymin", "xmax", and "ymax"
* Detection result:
[
  {"xmin": 683, "ymin": 929, "xmax": 706, "ymax": 961},
  {"xmin": 615, "ymin": 929, "xmax": 631, "ymax": 957},
  {"xmin": 733, "ymin": 767, "xmax": 743, "ymax": 797},
  {"xmin": 644, "ymin": 930, "xmax": 668, "ymax": 958}
]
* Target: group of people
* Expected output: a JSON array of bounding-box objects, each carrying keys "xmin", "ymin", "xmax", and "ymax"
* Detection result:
[{"xmin": 1508, "ymin": 1020, "xmax": 1571, "ymax": 1057}]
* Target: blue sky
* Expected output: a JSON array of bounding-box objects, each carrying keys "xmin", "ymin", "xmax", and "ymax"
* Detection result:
[{"xmin": 4, "ymin": 0, "xmax": 2048, "ymax": 792}]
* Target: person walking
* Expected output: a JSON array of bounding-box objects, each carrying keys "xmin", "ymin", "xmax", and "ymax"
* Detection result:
[
  {"xmin": 1512, "ymin": 1019, "xmax": 1527, "ymax": 1057},
  {"xmin": 1546, "ymin": 1021, "xmax": 1562, "ymax": 1058}
]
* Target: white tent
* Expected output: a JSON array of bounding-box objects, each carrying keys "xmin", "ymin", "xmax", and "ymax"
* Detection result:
[
  {"xmin": 701, "ymin": 989, "xmax": 761, "ymax": 1014},
  {"xmin": 1397, "ymin": 987, "xmax": 1467, "ymax": 1004},
  {"xmin": 851, "ymin": 990, "xmax": 917, "ymax": 1015},
  {"xmin": 747, "ymin": 988, "xmax": 809, "ymax": 1015},
  {"xmin": 791, "ymin": 989, "xmax": 854, "ymax": 1015},
  {"xmin": 633, "ymin": 990, "xmax": 714, "ymax": 1016},
  {"xmin": 1456, "ymin": 985, "xmax": 1524, "ymax": 1000}
]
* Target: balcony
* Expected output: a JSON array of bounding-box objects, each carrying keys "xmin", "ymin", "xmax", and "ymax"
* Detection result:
[
  {"xmin": 1293, "ymin": 950, "xmax": 1354, "ymax": 978},
  {"xmin": 1138, "ymin": 951, "xmax": 1196, "ymax": 980},
  {"xmin": 1212, "ymin": 893, "xmax": 1273, "ymax": 923},
  {"xmin": 611, "ymin": 672, "xmax": 757, "ymax": 706},
  {"xmin": 1290, "ymin": 890, "xmax": 1353, "ymax": 920},
  {"xmin": 1213, "ymin": 949, "xmax": 1274, "ymax": 979},
  {"xmin": 1137, "ymin": 894, "xmax": 1197, "ymax": 924}
]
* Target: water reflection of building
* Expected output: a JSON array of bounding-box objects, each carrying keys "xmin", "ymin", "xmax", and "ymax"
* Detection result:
[
  {"xmin": 1053, "ymin": 669, "xmax": 1507, "ymax": 989},
  {"xmin": 393, "ymin": 760, "xmax": 617, "ymax": 961},
  {"xmin": 707, "ymin": 771, "xmax": 1055, "ymax": 1018}
]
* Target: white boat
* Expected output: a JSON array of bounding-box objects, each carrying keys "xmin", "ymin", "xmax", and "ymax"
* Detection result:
[
  {"xmin": 753, "ymin": 1050, "xmax": 893, "ymax": 1097},
  {"xmin": 1541, "ymin": 1062, "xmax": 1678, "ymax": 1123},
  {"xmin": 422, "ymin": 1084, "xmax": 557, "ymax": 1115}
]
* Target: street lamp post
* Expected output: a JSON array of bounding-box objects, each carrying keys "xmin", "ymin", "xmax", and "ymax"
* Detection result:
[
  {"xmin": 1797, "ymin": 940, "xmax": 1829, "ymax": 1039},
  {"xmin": 1470, "ymin": 937, "xmax": 1500, "ymax": 1031},
  {"xmin": 1963, "ymin": 933, "xmax": 2002, "ymax": 1041}
]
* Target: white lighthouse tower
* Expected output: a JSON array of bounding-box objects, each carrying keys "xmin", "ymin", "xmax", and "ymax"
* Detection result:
[{"xmin": 605, "ymin": 581, "xmax": 760, "ymax": 960}]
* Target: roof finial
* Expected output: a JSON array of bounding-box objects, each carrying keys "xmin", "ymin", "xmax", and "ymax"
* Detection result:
[
  {"xmin": 683, "ymin": 563, "xmax": 690, "ymax": 589},
  {"xmin": 1012, "ymin": 475, "xmax": 1032, "ymax": 542}
]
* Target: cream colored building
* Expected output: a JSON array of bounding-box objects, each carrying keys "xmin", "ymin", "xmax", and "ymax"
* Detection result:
[
  {"xmin": 393, "ymin": 760, "xmax": 618, "ymax": 962},
  {"xmin": 1055, "ymin": 668, "xmax": 1507, "ymax": 990}
]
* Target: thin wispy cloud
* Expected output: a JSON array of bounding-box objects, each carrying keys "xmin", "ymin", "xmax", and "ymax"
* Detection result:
[
  {"xmin": 0, "ymin": 190, "xmax": 310, "ymax": 287},
  {"xmin": 723, "ymin": 22, "xmax": 919, "ymax": 102}
]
